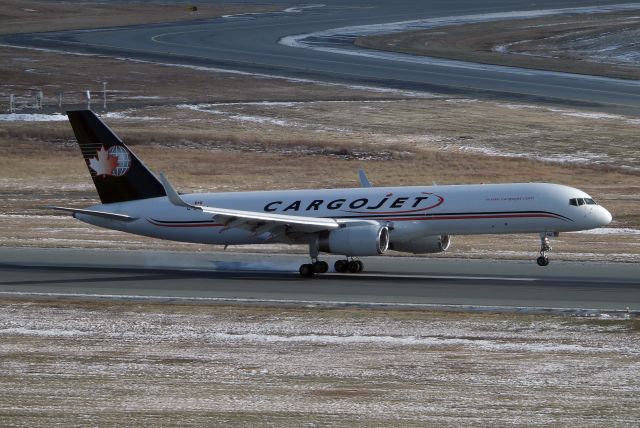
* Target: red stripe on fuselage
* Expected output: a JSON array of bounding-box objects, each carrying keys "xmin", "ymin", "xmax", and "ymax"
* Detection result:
[
  {"xmin": 147, "ymin": 219, "xmax": 224, "ymax": 228},
  {"xmin": 147, "ymin": 212, "xmax": 566, "ymax": 229},
  {"xmin": 382, "ymin": 213, "xmax": 564, "ymax": 222}
]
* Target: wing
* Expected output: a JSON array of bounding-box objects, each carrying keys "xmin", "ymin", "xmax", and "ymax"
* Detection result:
[{"xmin": 159, "ymin": 174, "xmax": 344, "ymax": 235}]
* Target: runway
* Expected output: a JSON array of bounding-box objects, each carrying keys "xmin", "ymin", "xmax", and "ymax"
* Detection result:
[
  {"xmin": 2, "ymin": 248, "xmax": 638, "ymax": 313},
  {"xmin": 4, "ymin": 0, "xmax": 640, "ymax": 114}
]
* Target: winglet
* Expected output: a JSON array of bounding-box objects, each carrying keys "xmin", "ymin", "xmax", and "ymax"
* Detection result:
[
  {"xmin": 358, "ymin": 168, "xmax": 373, "ymax": 188},
  {"xmin": 159, "ymin": 173, "xmax": 193, "ymax": 208}
]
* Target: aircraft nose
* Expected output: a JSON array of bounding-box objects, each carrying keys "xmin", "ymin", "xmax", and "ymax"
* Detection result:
[{"xmin": 595, "ymin": 206, "xmax": 613, "ymax": 226}]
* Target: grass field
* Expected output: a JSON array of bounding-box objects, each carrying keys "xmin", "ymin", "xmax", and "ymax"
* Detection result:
[
  {"xmin": 0, "ymin": 0, "xmax": 277, "ymax": 35},
  {"xmin": 1, "ymin": 41, "xmax": 639, "ymax": 261}
]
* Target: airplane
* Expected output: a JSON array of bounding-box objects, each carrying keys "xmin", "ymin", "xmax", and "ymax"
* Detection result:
[{"xmin": 49, "ymin": 110, "xmax": 613, "ymax": 276}]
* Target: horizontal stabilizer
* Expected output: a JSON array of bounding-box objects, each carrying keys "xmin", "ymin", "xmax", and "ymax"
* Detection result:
[{"xmin": 47, "ymin": 206, "xmax": 138, "ymax": 222}]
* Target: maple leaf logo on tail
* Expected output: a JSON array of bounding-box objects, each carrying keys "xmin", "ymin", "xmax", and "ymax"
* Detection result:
[{"xmin": 89, "ymin": 146, "xmax": 118, "ymax": 177}]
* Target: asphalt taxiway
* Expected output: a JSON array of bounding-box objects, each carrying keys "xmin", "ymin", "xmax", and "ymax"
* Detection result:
[
  {"xmin": 4, "ymin": 0, "xmax": 640, "ymax": 114},
  {"xmin": 2, "ymin": 248, "xmax": 638, "ymax": 313}
]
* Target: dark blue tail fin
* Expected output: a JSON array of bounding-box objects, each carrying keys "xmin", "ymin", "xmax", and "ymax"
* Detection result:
[{"xmin": 67, "ymin": 110, "xmax": 166, "ymax": 204}]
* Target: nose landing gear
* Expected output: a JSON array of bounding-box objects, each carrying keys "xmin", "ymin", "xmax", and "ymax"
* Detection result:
[{"xmin": 536, "ymin": 232, "xmax": 553, "ymax": 266}]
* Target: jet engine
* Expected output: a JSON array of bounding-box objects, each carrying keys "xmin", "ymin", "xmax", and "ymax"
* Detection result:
[
  {"xmin": 390, "ymin": 235, "xmax": 451, "ymax": 254},
  {"xmin": 317, "ymin": 223, "xmax": 389, "ymax": 256}
]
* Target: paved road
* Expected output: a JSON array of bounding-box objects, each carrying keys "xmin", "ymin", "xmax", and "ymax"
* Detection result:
[
  {"xmin": 4, "ymin": 0, "xmax": 640, "ymax": 114},
  {"xmin": 2, "ymin": 248, "xmax": 638, "ymax": 313}
]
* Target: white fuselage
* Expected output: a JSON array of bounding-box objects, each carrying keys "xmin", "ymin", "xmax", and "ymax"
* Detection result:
[{"xmin": 75, "ymin": 182, "xmax": 612, "ymax": 247}]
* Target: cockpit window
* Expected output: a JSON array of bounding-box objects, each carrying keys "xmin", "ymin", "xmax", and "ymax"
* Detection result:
[{"xmin": 570, "ymin": 197, "xmax": 598, "ymax": 206}]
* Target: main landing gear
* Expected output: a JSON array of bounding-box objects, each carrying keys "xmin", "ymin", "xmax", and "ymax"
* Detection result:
[
  {"xmin": 299, "ymin": 242, "xmax": 365, "ymax": 277},
  {"xmin": 299, "ymin": 258, "xmax": 364, "ymax": 277},
  {"xmin": 299, "ymin": 259, "xmax": 329, "ymax": 277},
  {"xmin": 536, "ymin": 232, "xmax": 553, "ymax": 266},
  {"xmin": 334, "ymin": 258, "xmax": 363, "ymax": 274}
]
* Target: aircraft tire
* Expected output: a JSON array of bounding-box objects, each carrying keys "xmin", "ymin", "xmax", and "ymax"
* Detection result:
[
  {"xmin": 299, "ymin": 264, "xmax": 315, "ymax": 277},
  {"xmin": 347, "ymin": 260, "xmax": 360, "ymax": 273},
  {"xmin": 334, "ymin": 260, "xmax": 347, "ymax": 273},
  {"xmin": 314, "ymin": 261, "xmax": 329, "ymax": 273}
]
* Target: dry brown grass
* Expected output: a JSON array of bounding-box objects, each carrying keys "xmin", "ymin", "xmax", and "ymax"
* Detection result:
[
  {"xmin": 0, "ymin": 0, "xmax": 278, "ymax": 35},
  {"xmin": 2, "ymin": 120, "xmax": 638, "ymax": 261},
  {"xmin": 0, "ymin": 26, "xmax": 638, "ymax": 260}
]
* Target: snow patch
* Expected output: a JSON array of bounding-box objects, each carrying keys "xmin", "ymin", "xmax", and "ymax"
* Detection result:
[
  {"xmin": 0, "ymin": 327, "xmax": 88, "ymax": 337},
  {"xmin": 0, "ymin": 113, "xmax": 67, "ymax": 122},
  {"xmin": 451, "ymin": 144, "xmax": 628, "ymax": 169},
  {"xmin": 104, "ymin": 111, "xmax": 162, "ymax": 120},
  {"xmin": 571, "ymin": 228, "xmax": 640, "ymax": 236},
  {"xmin": 177, "ymin": 103, "xmax": 297, "ymax": 127},
  {"xmin": 202, "ymin": 332, "xmax": 606, "ymax": 353}
]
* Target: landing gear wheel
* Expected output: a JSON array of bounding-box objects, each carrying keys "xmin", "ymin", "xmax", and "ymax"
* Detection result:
[
  {"xmin": 536, "ymin": 256, "xmax": 549, "ymax": 267},
  {"xmin": 299, "ymin": 264, "xmax": 315, "ymax": 277},
  {"xmin": 334, "ymin": 260, "xmax": 348, "ymax": 273},
  {"xmin": 314, "ymin": 260, "xmax": 329, "ymax": 273},
  {"xmin": 536, "ymin": 233, "xmax": 553, "ymax": 267},
  {"xmin": 355, "ymin": 260, "xmax": 364, "ymax": 273},
  {"xmin": 347, "ymin": 260, "xmax": 361, "ymax": 273}
]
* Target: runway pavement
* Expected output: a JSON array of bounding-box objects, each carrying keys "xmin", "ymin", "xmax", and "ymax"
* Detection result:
[
  {"xmin": 1, "ymin": 248, "xmax": 638, "ymax": 313},
  {"xmin": 4, "ymin": 0, "xmax": 640, "ymax": 114}
]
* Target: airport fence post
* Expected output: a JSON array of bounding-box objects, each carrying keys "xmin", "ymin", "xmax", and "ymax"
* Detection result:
[
  {"xmin": 36, "ymin": 89, "xmax": 43, "ymax": 110},
  {"xmin": 9, "ymin": 94, "xmax": 15, "ymax": 113},
  {"xmin": 58, "ymin": 90, "xmax": 63, "ymax": 111},
  {"xmin": 103, "ymin": 81, "xmax": 107, "ymax": 111},
  {"xmin": 86, "ymin": 90, "xmax": 91, "ymax": 110}
]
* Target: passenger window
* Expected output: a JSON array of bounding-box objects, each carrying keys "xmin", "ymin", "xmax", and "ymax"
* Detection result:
[
  {"xmin": 569, "ymin": 199, "xmax": 577, "ymax": 206},
  {"xmin": 577, "ymin": 198, "xmax": 585, "ymax": 206}
]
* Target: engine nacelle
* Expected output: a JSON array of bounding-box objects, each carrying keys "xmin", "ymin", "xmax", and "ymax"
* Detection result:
[
  {"xmin": 318, "ymin": 224, "xmax": 389, "ymax": 256},
  {"xmin": 390, "ymin": 235, "xmax": 451, "ymax": 254}
]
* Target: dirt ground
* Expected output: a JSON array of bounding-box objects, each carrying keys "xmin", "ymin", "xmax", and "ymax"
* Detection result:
[
  {"xmin": 356, "ymin": 10, "xmax": 640, "ymax": 81},
  {"xmin": 0, "ymin": 0, "xmax": 278, "ymax": 35}
]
